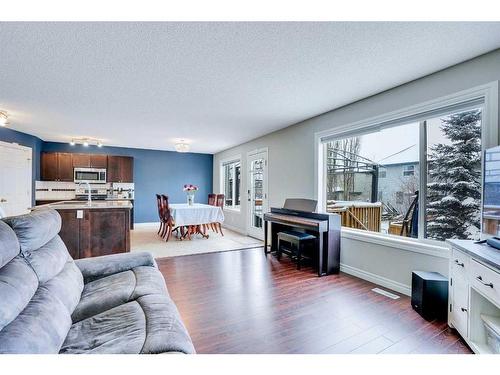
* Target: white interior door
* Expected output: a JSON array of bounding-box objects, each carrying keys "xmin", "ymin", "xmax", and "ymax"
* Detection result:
[
  {"xmin": 247, "ymin": 149, "xmax": 268, "ymax": 239},
  {"xmin": 0, "ymin": 142, "xmax": 32, "ymax": 218}
]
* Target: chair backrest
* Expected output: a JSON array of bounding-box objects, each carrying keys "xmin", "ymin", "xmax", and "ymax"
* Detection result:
[
  {"xmin": 216, "ymin": 194, "xmax": 224, "ymax": 208},
  {"xmin": 156, "ymin": 194, "xmax": 163, "ymax": 220},
  {"xmin": 283, "ymin": 198, "xmax": 317, "ymax": 212},
  {"xmin": 208, "ymin": 194, "xmax": 217, "ymax": 206},
  {"xmin": 160, "ymin": 194, "xmax": 171, "ymax": 220}
]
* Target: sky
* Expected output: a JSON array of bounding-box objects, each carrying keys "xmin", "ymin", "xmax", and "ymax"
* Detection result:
[{"xmin": 357, "ymin": 117, "xmax": 454, "ymax": 164}]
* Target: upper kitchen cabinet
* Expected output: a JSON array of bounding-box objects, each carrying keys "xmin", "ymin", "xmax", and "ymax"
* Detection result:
[
  {"xmin": 107, "ymin": 156, "xmax": 134, "ymax": 183},
  {"xmin": 72, "ymin": 153, "xmax": 108, "ymax": 168},
  {"xmin": 72, "ymin": 153, "xmax": 90, "ymax": 168},
  {"xmin": 90, "ymin": 154, "xmax": 108, "ymax": 168},
  {"xmin": 41, "ymin": 152, "xmax": 74, "ymax": 181}
]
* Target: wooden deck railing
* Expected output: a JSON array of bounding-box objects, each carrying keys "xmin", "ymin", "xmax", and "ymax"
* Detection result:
[{"xmin": 326, "ymin": 201, "xmax": 382, "ymax": 232}]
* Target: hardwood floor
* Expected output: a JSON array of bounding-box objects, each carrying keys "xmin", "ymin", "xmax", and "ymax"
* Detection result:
[{"xmin": 156, "ymin": 247, "xmax": 472, "ymax": 354}]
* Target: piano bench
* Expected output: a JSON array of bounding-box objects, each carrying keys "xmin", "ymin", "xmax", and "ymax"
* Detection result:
[{"xmin": 277, "ymin": 230, "xmax": 317, "ymax": 270}]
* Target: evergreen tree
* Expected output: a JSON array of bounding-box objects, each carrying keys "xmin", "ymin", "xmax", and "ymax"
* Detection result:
[{"xmin": 426, "ymin": 110, "xmax": 482, "ymax": 241}]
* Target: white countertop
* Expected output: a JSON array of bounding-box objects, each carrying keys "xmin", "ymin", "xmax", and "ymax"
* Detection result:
[{"xmin": 33, "ymin": 200, "xmax": 133, "ymax": 210}]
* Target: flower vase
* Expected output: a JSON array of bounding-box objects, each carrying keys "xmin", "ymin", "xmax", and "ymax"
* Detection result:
[{"xmin": 187, "ymin": 191, "xmax": 195, "ymax": 206}]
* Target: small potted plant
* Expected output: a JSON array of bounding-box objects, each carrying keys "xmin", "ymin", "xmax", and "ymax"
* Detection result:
[{"xmin": 183, "ymin": 184, "xmax": 198, "ymax": 206}]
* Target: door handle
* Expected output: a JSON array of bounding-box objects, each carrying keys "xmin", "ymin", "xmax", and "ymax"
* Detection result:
[
  {"xmin": 476, "ymin": 276, "xmax": 494, "ymax": 288},
  {"xmin": 454, "ymin": 259, "xmax": 464, "ymax": 267},
  {"xmin": 0, "ymin": 198, "xmax": 7, "ymax": 203},
  {"xmin": 461, "ymin": 307, "xmax": 468, "ymax": 312}
]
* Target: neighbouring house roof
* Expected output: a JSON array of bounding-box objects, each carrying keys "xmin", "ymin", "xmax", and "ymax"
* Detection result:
[{"xmin": 377, "ymin": 144, "xmax": 419, "ymax": 166}]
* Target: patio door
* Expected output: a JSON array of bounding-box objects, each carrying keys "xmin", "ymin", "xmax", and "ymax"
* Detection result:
[{"xmin": 247, "ymin": 148, "xmax": 268, "ymax": 239}]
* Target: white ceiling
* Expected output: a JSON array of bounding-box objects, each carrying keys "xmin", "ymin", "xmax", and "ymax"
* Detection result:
[{"xmin": 1, "ymin": 22, "xmax": 500, "ymax": 154}]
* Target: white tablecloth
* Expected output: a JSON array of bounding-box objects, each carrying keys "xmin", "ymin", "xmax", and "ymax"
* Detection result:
[{"xmin": 169, "ymin": 203, "xmax": 224, "ymax": 226}]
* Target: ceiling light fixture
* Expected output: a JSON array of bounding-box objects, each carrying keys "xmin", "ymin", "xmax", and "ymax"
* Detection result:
[
  {"xmin": 69, "ymin": 137, "xmax": 103, "ymax": 147},
  {"xmin": 174, "ymin": 141, "xmax": 190, "ymax": 153},
  {"xmin": 0, "ymin": 111, "xmax": 9, "ymax": 127}
]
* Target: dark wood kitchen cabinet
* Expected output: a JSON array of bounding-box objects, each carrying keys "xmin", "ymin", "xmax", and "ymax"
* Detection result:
[
  {"xmin": 72, "ymin": 153, "xmax": 108, "ymax": 168},
  {"xmin": 107, "ymin": 156, "xmax": 134, "ymax": 183},
  {"xmin": 56, "ymin": 208, "xmax": 130, "ymax": 259},
  {"xmin": 90, "ymin": 154, "xmax": 108, "ymax": 168},
  {"xmin": 41, "ymin": 152, "xmax": 74, "ymax": 181}
]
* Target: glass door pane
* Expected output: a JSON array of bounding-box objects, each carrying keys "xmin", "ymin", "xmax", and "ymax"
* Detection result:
[
  {"xmin": 247, "ymin": 151, "xmax": 267, "ymax": 239},
  {"xmin": 251, "ymin": 158, "xmax": 264, "ymax": 229}
]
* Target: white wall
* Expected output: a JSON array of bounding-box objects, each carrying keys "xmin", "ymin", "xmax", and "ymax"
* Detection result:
[{"xmin": 214, "ymin": 49, "xmax": 500, "ymax": 295}]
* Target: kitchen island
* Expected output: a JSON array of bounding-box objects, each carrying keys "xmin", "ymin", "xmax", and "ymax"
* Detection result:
[{"xmin": 33, "ymin": 200, "xmax": 132, "ymax": 259}]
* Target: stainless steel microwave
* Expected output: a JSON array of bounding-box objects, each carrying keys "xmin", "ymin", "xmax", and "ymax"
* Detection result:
[{"xmin": 74, "ymin": 168, "xmax": 107, "ymax": 184}]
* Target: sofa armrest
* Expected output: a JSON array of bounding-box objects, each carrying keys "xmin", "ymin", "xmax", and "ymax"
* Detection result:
[{"xmin": 75, "ymin": 252, "xmax": 157, "ymax": 282}]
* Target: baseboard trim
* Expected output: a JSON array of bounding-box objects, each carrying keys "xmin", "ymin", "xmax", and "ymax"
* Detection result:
[
  {"xmin": 221, "ymin": 223, "xmax": 247, "ymax": 236},
  {"xmin": 133, "ymin": 222, "xmax": 159, "ymax": 227},
  {"xmin": 340, "ymin": 263, "xmax": 411, "ymax": 296}
]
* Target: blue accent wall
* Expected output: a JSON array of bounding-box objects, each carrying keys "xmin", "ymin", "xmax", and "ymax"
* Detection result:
[
  {"xmin": 0, "ymin": 127, "xmax": 43, "ymax": 204},
  {"xmin": 42, "ymin": 142, "xmax": 213, "ymax": 223}
]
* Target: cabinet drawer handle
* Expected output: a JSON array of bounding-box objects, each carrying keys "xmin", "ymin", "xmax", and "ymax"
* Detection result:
[
  {"xmin": 454, "ymin": 259, "xmax": 464, "ymax": 267},
  {"xmin": 461, "ymin": 307, "xmax": 468, "ymax": 312},
  {"xmin": 476, "ymin": 276, "xmax": 494, "ymax": 288}
]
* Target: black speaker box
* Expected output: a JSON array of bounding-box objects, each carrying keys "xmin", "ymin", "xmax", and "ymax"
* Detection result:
[{"xmin": 411, "ymin": 271, "xmax": 448, "ymax": 321}]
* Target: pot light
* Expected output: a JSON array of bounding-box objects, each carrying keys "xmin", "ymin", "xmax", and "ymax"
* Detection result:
[
  {"xmin": 83, "ymin": 140, "xmax": 89, "ymax": 147},
  {"xmin": 97, "ymin": 141, "xmax": 103, "ymax": 148},
  {"xmin": 69, "ymin": 139, "xmax": 76, "ymax": 146},
  {"xmin": 174, "ymin": 141, "xmax": 190, "ymax": 153},
  {"xmin": 0, "ymin": 111, "xmax": 8, "ymax": 127}
]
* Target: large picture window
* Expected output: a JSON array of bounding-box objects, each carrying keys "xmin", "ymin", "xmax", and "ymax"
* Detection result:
[
  {"xmin": 221, "ymin": 160, "xmax": 241, "ymax": 210},
  {"xmin": 322, "ymin": 105, "xmax": 483, "ymax": 242}
]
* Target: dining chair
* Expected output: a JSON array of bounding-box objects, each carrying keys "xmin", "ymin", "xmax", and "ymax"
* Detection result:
[
  {"xmin": 160, "ymin": 194, "xmax": 178, "ymax": 241},
  {"xmin": 214, "ymin": 194, "xmax": 225, "ymax": 236},
  {"xmin": 156, "ymin": 194, "xmax": 165, "ymax": 236},
  {"xmin": 205, "ymin": 193, "xmax": 218, "ymax": 233}
]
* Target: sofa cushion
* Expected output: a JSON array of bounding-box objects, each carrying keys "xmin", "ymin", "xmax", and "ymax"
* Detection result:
[
  {"xmin": 0, "ymin": 284, "xmax": 73, "ymax": 353},
  {"xmin": 0, "ymin": 220, "xmax": 20, "ymax": 268},
  {"xmin": 25, "ymin": 235, "xmax": 71, "ymax": 283},
  {"xmin": 0, "ymin": 255, "xmax": 38, "ymax": 331},
  {"xmin": 41, "ymin": 260, "xmax": 84, "ymax": 313},
  {"xmin": 138, "ymin": 294, "xmax": 196, "ymax": 354},
  {"xmin": 61, "ymin": 295, "xmax": 195, "ymax": 354},
  {"xmin": 60, "ymin": 301, "xmax": 147, "ymax": 354},
  {"xmin": 71, "ymin": 271, "xmax": 135, "ymax": 323},
  {"xmin": 3, "ymin": 209, "xmax": 61, "ymax": 255},
  {"xmin": 71, "ymin": 266, "xmax": 169, "ymax": 323}
]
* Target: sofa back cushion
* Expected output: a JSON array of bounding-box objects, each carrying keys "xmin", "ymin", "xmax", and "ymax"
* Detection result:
[
  {"xmin": 0, "ymin": 256, "xmax": 39, "ymax": 331},
  {"xmin": 3, "ymin": 208, "xmax": 62, "ymax": 255},
  {"xmin": 0, "ymin": 220, "xmax": 19, "ymax": 268},
  {"xmin": 0, "ymin": 209, "xmax": 84, "ymax": 353}
]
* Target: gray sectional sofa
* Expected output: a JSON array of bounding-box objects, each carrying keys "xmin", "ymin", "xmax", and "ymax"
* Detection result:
[{"xmin": 0, "ymin": 208, "xmax": 195, "ymax": 354}]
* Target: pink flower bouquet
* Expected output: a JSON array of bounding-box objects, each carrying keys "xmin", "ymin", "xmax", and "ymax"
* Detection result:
[
  {"xmin": 183, "ymin": 184, "xmax": 198, "ymax": 192},
  {"xmin": 183, "ymin": 184, "xmax": 198, "ymax": 205}
]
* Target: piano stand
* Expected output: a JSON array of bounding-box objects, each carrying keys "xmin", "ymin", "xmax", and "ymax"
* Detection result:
[{"xmin": 263, "ymin": 208, "xmax": 341, "ymax": 277}]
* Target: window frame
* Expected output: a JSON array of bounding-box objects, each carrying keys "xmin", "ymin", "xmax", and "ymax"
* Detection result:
[
  {"xmin": 402, "ymin": 164, "xmax": 415, "ymax": 177},
  {"xmin": 314, "ymin": 81, "xmax": 499, "ymax": 250},
  {"xmin": 220, "ymin": 156, "xmax": 242, "ymax": 211}
]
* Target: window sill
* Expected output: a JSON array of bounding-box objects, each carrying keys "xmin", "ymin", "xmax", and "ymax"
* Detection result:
[
  {"xmin": 341, "ymin": 227, "xmax": 450, "ymax": 259},
  {"xmin": 224, "ymin": 207, "xmax": 241, "ymax": 213}
]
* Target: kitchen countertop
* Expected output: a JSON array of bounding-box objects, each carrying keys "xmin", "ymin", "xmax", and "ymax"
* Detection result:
[
  {"xmin": 447, "ymin": 239, "xmax": 500, "ymax": 270},
  {"xmin": 33, "ymin": 200, "xmax": 133, "ymax": 210}
]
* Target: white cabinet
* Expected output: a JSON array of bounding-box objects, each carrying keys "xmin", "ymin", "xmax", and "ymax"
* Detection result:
[{"xmin": 448, "ymin": 242, "xmax": 500, "ymax": 354}]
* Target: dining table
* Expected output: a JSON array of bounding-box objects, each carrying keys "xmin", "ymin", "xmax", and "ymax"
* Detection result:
[{"xmin": 169, "ymin": 203, "xmax": 224, "ymax": 239}]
